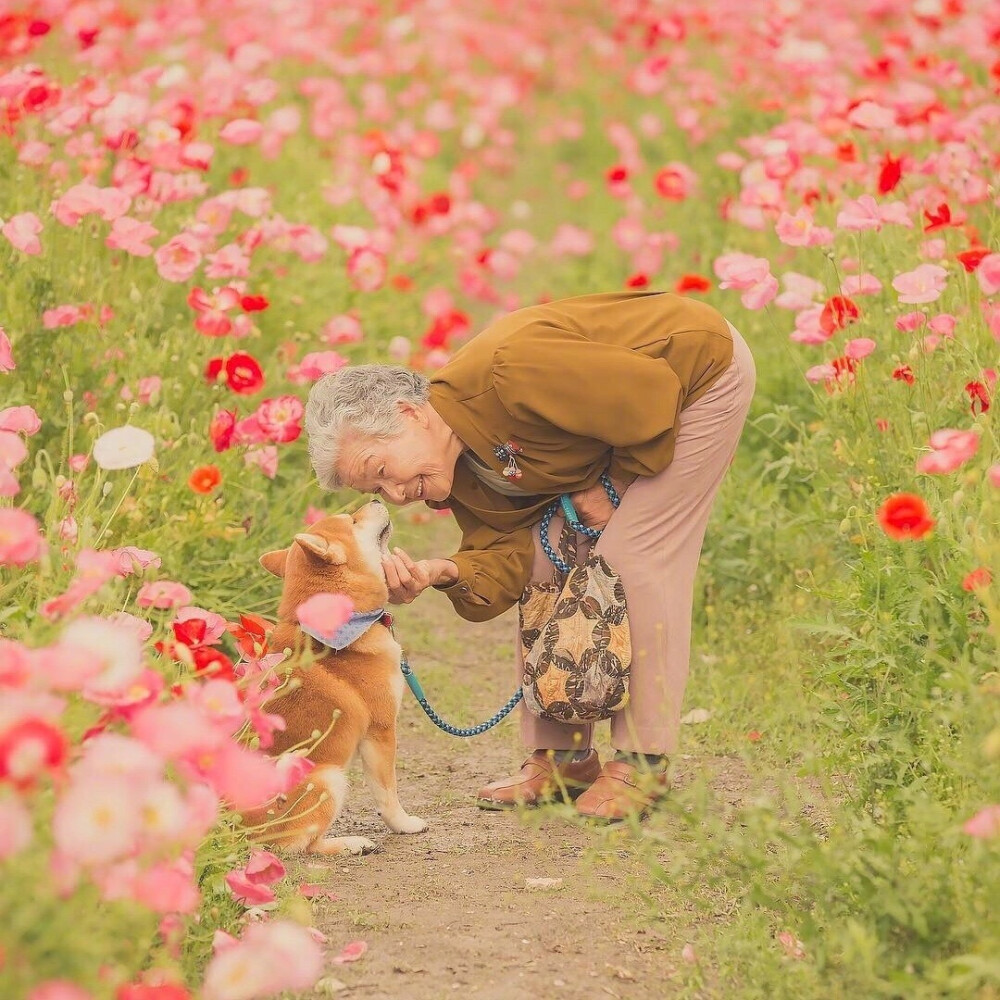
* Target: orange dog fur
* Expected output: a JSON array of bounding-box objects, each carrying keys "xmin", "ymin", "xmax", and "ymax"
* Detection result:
[{"xmin": 244, "ymin": 500, "xmax": 426, "ymax": 855}]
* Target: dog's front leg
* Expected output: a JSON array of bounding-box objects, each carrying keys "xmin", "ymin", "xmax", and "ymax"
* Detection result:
[{"xmin": 359, "ymin": 730, "xmax": 427, "ymax": 834}]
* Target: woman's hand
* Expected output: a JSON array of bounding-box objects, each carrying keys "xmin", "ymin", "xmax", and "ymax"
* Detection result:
[
  {"xmin": 568, "ymin": 483, "xmax": 617, "ymax": 531},
  {"xmin": 381, "ymin": 548, "xmax": 459, "ymax": 604}
]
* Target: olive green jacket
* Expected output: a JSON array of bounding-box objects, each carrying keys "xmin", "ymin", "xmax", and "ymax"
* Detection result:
[{"xmin": 427, "ymin": 291, "xmax": 734, "ymax": 622}]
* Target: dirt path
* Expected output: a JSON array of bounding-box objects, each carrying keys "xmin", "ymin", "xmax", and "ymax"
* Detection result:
[{"xmin": 289, "ymin": 523, "xmax": 737, "ymax": 999}]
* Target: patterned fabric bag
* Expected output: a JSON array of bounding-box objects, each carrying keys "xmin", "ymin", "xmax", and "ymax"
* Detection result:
[{"xmin": 519, "ymin": 481, "xmax": 631, "ymax": 724}]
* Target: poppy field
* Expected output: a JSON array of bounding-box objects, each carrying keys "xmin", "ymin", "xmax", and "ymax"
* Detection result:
[{"xmin": 0, "ymin": 0, "xmax": 998, "ymax": 997}]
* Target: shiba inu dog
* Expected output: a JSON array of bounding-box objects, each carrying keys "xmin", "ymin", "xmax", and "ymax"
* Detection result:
[{"xmin": 247, "ymin": 499, "xmax": 426, "ymax": 855}]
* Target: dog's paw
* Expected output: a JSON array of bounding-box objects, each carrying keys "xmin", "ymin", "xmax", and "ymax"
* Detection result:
[
  {"xmin": 391, "ymin": 814, "xmax": 428, "ymax": 835},
  {"xmin": 314, "ymin": 835, "xmax": 378, "ymax": 856}
]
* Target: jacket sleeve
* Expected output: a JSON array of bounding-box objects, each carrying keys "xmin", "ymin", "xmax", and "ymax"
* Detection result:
[
  {"xmin": 432, "ymin": 499, "xmax": 536, "ymax": 623},
  {"xmin": 490, "ymin": 327, "xmax": 685, "ymax": 479}
]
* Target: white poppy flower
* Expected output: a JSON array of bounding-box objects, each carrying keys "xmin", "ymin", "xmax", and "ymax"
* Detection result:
[{"xmin": 92, "ymin": 425, "xmax": 155, "ymax": 470}]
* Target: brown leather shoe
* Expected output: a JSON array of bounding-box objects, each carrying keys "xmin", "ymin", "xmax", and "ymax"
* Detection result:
[
  {"xmin": 574, "ymin": 760, "xmax": 670, "ymax": 822},
  {"xmin": 476, "ymin": 749, "xmax": 601, "ymax": 810}
]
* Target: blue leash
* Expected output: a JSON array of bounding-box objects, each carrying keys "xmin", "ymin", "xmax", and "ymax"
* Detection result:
[{"xmin": 400, "ymin": 474, "xmax": 621, "ymax": 738}]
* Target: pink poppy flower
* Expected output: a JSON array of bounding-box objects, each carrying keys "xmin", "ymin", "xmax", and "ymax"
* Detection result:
[
  {"xmin": 962, "ymin": 804, "xmax": 1000, "ymax": 839},
  {"xmin": 52, "ymin": 184, "xmax": 131, "ymax": 226},
  {"xmin": 296, "ymin": 592, "xmax": 354, "ymax": 634},
  {"xmin": 895, "ymin": 311, "xmax": 927, "ymax": 333},
  {"xmin": 255, "ymin": 396, "xmax": 304, "ymax": 443},
  {"xmin": 205, "ymin": 243, "xmax": 251, "ymax": 279},
  {"xmin": 244, "ymin": 445, "xmax": 278, "ymax": 478},
  {"xmin": 916, "ymin": 429, "xmax": 979, "ymax": 475},
  {"xmin": 322, "ymin": 314, "xmax": 363, "ymax": 344},
  {"xmin": 154, "ymin": 233, "xmax": 202, "ymax": 283},
  {"xmin": 0, "ymin": 328, "xmax": 14, "ymax": 371},
  {"xmin": 30, "ymin": 641, "xmax": 104, "ymax": 692},
  {"xmin": 225, "ymin": 869, "xmax": 277, "ymax": 906},
  {"xmin": 285, "ymin": 350, "xmax": 348, "ymax": 384},
  {"xmin": 841, "ymin": 274, "xmax": 882, "ymax": 296},
  {"xmin": 60, "ymin": 615, "xmax": 144, "ymax": 700},
  {"xmin": 18, "ymin": 140, "xmax": 51, "ymax": 166},
  {"xmin": 847, "ymin": 100, "xmax": 895, "ymax": 129},
  {"xmin": 2, "ymin": 212, "xmax": 42, "ymax": 254},
  {"xmin": 137, "ymin": 580, "xmax": 194, "ymax": 610},
  {"xmin": 836, "ymin": 195, "xmax": 882, "ymax": 232},
  {"xmin": 244, "ymin": 848, "xmax": 286, "ymax": 885},
  {"xmin": 977, "ymin": 253, "xmax": 1000, "ymax": 296},
  {"xmin": 195, "ymin": 739, "xmax": 288, "ymax": 811},
  {"xmin": 106, "ymin": 216, "xmax": 159, "ymax": 256},
  {"xmin": 892, "ymin": 264, "xmax": 948, "ymax": 304},
  {"xmin": 175, "ymin": 605, "xmax": 226, "ymax": 643},
  {"xmin": 990, "ymin": 465, "xmax": 1000, "ymax": 488},
  {"xmin": 219, "ymin": 119, "xmax": 263, "ymax": 145},
  {"xmin": 549, "ymin": 224, "xmax": 594, "ymax": 257},
  {"xmin": 188, "ymin": 285, "xmax": 241, "ymax": 338},
  {"xmin": 0, "ymin": 508, "xmax": 45, "ymax": 565},
  {"xmin": 0, "ymin": 404, "xmax": 41, "ymax": 435},
  {"xmin": 52, "ymin": 773, "xmax": 141, "ymax": 866},
  {"xmin": 347, "ymin": 247, "xmax": 386, "ymax": 292},
  {"xmin": 845, "ymin": 338, "xmax": 876, "ymax": 360},
  {"xmin": 132, "ymin": 857, "xmax": 200, "ymax": 914},
  {"xmin": 775, "ymin": 208, "xmax": 832, "ymax": 247},
  {"xmin": 0, "ymin": 430, "xmax": 27, "ymax": 485},
  {"xmin": 202, "ymin": 921, "xmax": 323, "ymax": 1000}
]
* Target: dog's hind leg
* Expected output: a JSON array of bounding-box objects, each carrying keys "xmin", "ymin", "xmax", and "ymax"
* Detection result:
[
  {"xmin": 304, "ymin": 764, "xmax": 378, "ymax": 855},
  {"xmin": 360, "ymin": 730, "xmax": 427, "ymax": 834}
]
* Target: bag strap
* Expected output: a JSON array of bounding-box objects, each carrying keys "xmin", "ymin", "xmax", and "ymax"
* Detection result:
[{"xmin": 540, "ymin": 473, "xmax": 621, "ymax": 573}]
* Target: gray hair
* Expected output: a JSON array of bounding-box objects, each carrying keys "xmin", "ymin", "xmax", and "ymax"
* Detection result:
[{"xmin": 304, "ymin": 364, "xmax": 430, "ymax": 491}]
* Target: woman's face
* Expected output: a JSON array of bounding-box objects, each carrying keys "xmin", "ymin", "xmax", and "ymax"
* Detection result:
[{"xmin": 335, "ymin": 403, "xmax": 457, "ymax": 505}]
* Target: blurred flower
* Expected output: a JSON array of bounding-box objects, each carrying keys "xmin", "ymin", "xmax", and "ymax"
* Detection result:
[
  {"xmin": 209, "ymin": 409, "xmax": 238, "ymax": 452},
  {"xmin": 674, "ymin": 274, "xmax": 711, "ymax": 294},
  {"xmin": 916, "ymin": 429, "xmax": 979, "ymax": 475},
  {"xmin": 0, "ymin": 717, "xmax": 69, "ymax": 790},
  {"xmin": 92, "ymin": 425, "xmax": 155, "ymax": 470},
  {"xmin": 0, "ymin": 328, "xmax": 14, "ymax": 371},
  {"xmin": 189, "ymin": 465, "xmax": 222, "ymax": 494},
  {"xmin": 962, "ymin": 804, "xmax": 1000, "ymax": 839},
  {"xmin": 0, "ymin": 508, "xmax": 45, "ymax": 565},
  {"xmin": 219, "ymin": 119, "xmax": 263, "ymax": 145},
  {"xmin": 892, "ymin": 264, "xmax": 948, "ymax": 304},
  {"xmin": 27, "ymin": 982, "xmax": 92, "ymax": 1000},
  {"xmin": 966, "ymin": 381, "xmax": 990, "ymax": 415},
  {"xmin": 892, "ymin": 366, "xmax": 915, "ymax": 385},
  {"xmin": 137, "ymin": 581, "xmax": 194, "ymax": 610},
  {"xmin": 296, "ymin": 592, "xmax": 354, "ymax": 634},
  {"xmin": 2, "ymin": 211, "xmax": 43, "ymax": 254},
  {"xmin": 876, "ymin": 493, "xmax": 935, "ymax": 541},
  {"xmin": 962, "ymin": 568, "xmax": 992, "ymax": 592}
]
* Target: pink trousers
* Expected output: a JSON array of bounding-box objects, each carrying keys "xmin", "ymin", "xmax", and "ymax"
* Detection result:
[{"xmin": 516, "ymin": 325, "xmax": 756, "ymax": 755}]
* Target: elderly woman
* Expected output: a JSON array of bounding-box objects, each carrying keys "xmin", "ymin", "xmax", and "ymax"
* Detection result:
[{"xmin": 304, "ymin": 290, "xmax": 755, "ymax": 821}]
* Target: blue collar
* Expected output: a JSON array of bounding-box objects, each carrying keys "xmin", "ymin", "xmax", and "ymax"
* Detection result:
[{"xmin": 300, "ymin": 608, "xmax": 392, "ymax": 652}]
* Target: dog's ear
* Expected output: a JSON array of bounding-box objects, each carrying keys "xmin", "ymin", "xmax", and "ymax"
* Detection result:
[
  {"xmin": 259, "ymin": 548, "xmax": 289, "ymax": 577},
  {"xmin": 294, "ymin": 533, "xmax": 347, "ymax": 565}
]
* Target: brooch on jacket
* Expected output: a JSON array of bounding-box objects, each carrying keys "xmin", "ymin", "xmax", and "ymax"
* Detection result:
[{"xmin": 493, "ymin": 440, "xmax": 523, "ymax": 480}]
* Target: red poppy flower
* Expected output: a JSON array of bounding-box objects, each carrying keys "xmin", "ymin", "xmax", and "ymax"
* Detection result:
[
  {"xmin": 955, "ymin": 249, "xmax": 990, "ymax": 276},
  {"xmin": 966, "ymin": 381, "xmax": 990, "ymax": 415},
  {"xmin": 209, "ymin": 409, "xmax": 237, "ymax": 452},
  {"xmin": 625, "ymin": 273, "xmax": 650, "ymax": 289},
  {"xmin": 227, "ymin": 613, "xmax": 273, "ymax": 658},
  {"xmin": 923, "ymin": 202, "xmax": 952, "ymax": 232},
  {"xmin": 878, "ymin": 152, "xmax": 903, "ymax": 194},
  {"xmin": 877, "ymin": 492, "xmax": 935, "ymax": 541},
  {"xmin": 240, "ymin": 294, "xmax": 269, "ymax": 312},
  {"xmin": 820, "ymin": 296, "xmax": 860, "ymax": 335},
  {"xmin": 605, "ymin": 165, "xmax": 629, "ymax": 185},
  {"xmin": 892, "ymin": 365, "xmax": 915, "ymax": 385},
  {"xmin": 117, "ymin": 983, "xmax": 192, "ymax": 1000},
  {"xmin": 675, "ymin": 273, "xmax": 711, "ymax": 293},
  {"xmin": 188, "ymin": 464, "xmax": 222, "ymax": 494},
  {"xmin": 962, "ymin": 567, "xmax": 992, "ymax": 592},
  {"xmin": 224, "ymin": 353, "xmax": 265, "ymax": 394},
  {"xmin": 173, "ymin": 618, "xmax": 208, "ymax": 648},
  {"xmin": 204, "ymin": 356, "xmax": 224, "ymax": 383},
  {"xmin": 192, "ymin": 646, "xmax": 235, "ymax": 681}
]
